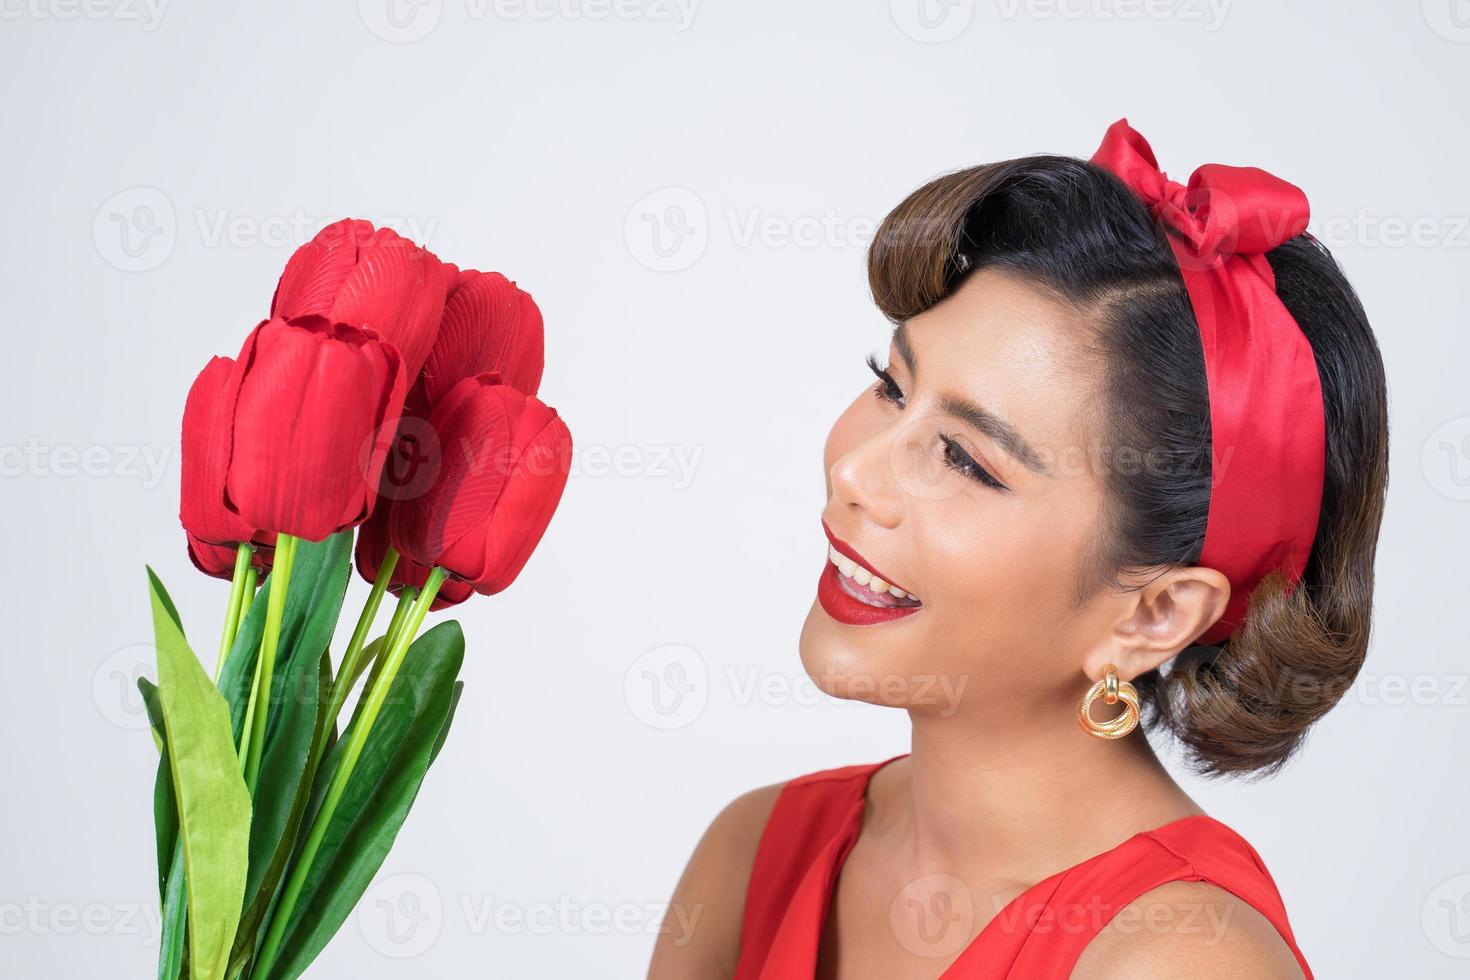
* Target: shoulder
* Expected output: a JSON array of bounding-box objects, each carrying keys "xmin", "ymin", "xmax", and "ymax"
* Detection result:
[
  {"xmin": 646, "ymin": 780, "xmax": 787, "ymax": 980},
  {"xmin": 1070, "ymin": 879, "xmax": 1307, "ymax": 980}
]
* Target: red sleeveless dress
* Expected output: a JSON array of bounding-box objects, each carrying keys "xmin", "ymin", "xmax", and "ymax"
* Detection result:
[{"xmin": 733, "ymin": 754, "xmax": 1314, "ymax": 979}]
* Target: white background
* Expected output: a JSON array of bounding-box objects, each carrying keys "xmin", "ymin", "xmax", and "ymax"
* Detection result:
[{"xmin": 3, "ymin": 1, "xmax": 1467, "ymax": 976}]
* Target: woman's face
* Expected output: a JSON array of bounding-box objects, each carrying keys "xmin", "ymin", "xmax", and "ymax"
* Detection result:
[{"xmin": 798, "ymin": 267, "xmax": 1123, "ymax": 720}]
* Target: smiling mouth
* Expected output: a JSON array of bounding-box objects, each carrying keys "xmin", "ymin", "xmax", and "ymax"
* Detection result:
[{"xmin": 826, "ymin": 544, "xmax": 922, "ymax": 608}]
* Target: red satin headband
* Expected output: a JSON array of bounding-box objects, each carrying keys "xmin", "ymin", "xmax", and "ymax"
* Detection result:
[{"xmin": 1089, "ymin": 118, "xmax": 1325, "ymax": 645}]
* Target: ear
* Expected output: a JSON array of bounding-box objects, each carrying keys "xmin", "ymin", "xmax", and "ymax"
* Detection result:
[{"xmin": 1080, "ymin": 566, "xmax": 1231, "ymax": 683}]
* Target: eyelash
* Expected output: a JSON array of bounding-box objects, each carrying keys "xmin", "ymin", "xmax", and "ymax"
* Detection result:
[{"xmin": 864, "ymin": 353, "xmax": 1006, "ymax": 491}]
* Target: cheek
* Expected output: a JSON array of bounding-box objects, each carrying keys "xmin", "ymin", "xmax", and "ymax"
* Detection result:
[{"xmin": 916, "ymin": 483, "xmax": 1088, "ymax": 620}]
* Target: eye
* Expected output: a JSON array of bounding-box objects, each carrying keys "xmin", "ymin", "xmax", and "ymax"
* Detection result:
[
  {"xmin": 865, "ymin": 353, "xmax": 905, "ymax": 408},
  {"xmin": 939, "ymin": 433, "xmax": 1006, "ymax": 490}
]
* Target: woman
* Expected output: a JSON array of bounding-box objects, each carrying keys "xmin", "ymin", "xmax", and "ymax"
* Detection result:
[{"xmin": 647, "ymin": 119, "xmax": 1388, "ymax": 979}]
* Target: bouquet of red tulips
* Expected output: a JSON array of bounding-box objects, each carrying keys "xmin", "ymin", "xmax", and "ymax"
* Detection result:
[{"xmin": 141, "ymin": 219, "xmax": 570, "ymax": 980}]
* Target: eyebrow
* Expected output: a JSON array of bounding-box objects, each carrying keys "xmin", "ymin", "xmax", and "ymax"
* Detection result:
[{"xmin": 891, "ymin": 323, "xmax": 1052, "ymax": 478}]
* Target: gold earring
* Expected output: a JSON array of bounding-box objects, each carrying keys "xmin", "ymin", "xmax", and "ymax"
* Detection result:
[{"xmin": 1077, "ymin": 664, "xmax": 1140, "ymax": 740}]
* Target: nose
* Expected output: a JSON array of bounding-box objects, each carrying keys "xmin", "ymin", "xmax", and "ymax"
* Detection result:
[{"xmin": 828, "ymin": 425, "xmax": 903, "ymax": 530}]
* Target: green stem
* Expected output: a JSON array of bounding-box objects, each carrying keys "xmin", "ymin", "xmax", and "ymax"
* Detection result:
[
  {"xmin": 253, "ymin": 567, "xmax": 445, "ymax": 978},
  {"xmin": 237, "ymin": 565, "xmax": 258, "ymax": 635},
  {"xmin": 242, "ymin": 533, "xmax": 298, "ymax": 793},
  {"xmin": 380, "ymin": 585, "xmax": 416, "ymax": 658},
  {"xmin": 238, "ymin": 648, "xmax": 264, "ymax": 773},
  {"xmin": 214, "ymin": 544, "xmax": 254, "ymax": 681},
  {"xmin": 314, "ymin": 547, "xmax": 400, "ymax": 761}
]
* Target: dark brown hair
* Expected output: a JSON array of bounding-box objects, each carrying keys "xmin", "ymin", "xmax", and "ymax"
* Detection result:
[{"xmin": 868, "ymin": 154, "xmax": 1390, "ymax": 778}]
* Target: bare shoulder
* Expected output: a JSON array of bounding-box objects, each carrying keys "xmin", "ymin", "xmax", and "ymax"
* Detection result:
[
  {"xmin": 1070, "ymin": 879, "xmax": 1307, "ymax": 980},
  {"xmin": 646, "ymin": 780, "xmax": 787, "ymax": 980}
]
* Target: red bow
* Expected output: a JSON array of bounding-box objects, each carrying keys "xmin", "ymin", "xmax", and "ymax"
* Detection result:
[
  {"xmin": 1091, "ymin": 119, "xmax": 1310, "ymax": 266},
  {"xmin": 1090, "ymin": 119, "xmax": 1326, "ymax": 646}
]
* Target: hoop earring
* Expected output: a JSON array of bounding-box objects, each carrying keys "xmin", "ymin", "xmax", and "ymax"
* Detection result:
[{"xmin": 1077, "ymin": 664, "xmax": 1140, "ymax": 740}]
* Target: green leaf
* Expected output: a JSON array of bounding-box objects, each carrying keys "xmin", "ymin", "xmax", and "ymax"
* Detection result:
[
  {"xmin": 216, "ymin": 532, "xmax": 352, "ymax": 750},
  {"xmin": 145, "ymin": 679, "xmax": 187, "ymax": 980},
  {"xmin": 261, "ymin": 621, "xmax": 465, "ymax": 980},
  {"xmin": 139, "ymin": 678, "xmax": 177, "ymax": 902},
  {"xmin": 149, "ymin": 568, "xmax": 252, "ymax": 980},
  {"xmin": 224, "ymin": 651, "xmax": 333, "ymax": 979},
  {"xmin": 429, "ymin": 681, "xmax": 463, "ymax": 768},
  {"xmin": 157, "ymin": 841, "xmax": 187, "ymax": 980}
]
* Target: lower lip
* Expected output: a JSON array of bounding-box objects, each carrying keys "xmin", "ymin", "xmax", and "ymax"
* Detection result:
[{"xmin": 816, "ymin": 561, "xmax": 923, "ymax": 626}]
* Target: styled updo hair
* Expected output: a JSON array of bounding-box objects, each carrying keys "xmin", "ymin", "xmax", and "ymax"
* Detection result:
[{"xmin": 867, "ymin": 154, "xmax": 1389, "ymax": 778}]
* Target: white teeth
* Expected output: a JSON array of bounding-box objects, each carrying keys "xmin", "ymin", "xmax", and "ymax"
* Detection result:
[
  {"xmin": 829, "ymin": 545, "xmax": 858, "ymax": 579},
  {"xmin": 827, "ymin": 543, "xmax": 918, "ymax": 602}
]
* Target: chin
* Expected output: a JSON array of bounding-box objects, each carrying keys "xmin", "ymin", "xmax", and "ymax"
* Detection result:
[
  {"xmin": 798, "ymin": 600, "xmax": 911, "ymax": 708},
  {"xmin": 799, "ymin": 599, "xmax": 975, "ymax": 719}
]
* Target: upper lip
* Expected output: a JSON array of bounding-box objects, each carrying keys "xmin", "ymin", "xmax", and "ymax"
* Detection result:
[{"xmin": 821, "ymin": 519, "xmax": 918, "ymax": 598}]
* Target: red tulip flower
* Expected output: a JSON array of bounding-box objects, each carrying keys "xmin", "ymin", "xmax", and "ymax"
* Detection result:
[
  {"xmin": 354, "ymin": 505, "xmax": 472, "ymax": 611},
  {"xmin": 180, "ymin": 355, "xmax": 280, "ymax": 566},
  {"xmin": 187, "ymin": 532, "xmax": 274, "ymax": 581},
  {"xmin": 416, "ymin": 269, "xmax": 544, "ymax": 410},
  {"xmin": 181, "ymin": 356, "xmax": 257, "ymax": 547},
  {"xmin": 272, "ymin": 218, "xmax": 448, "ymax": 379},
  {"xmin": 391, "ymin": 374, "xmax": 571, "ymax": 594},
  {"xmin": 221, "ymin": 315, "xmax": 408, "ymax": 543}
]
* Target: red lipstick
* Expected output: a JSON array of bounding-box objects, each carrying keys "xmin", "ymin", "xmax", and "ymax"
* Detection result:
[{"xmin": 816, "ymin": 520, "xmax": 922, "ymax": 626}]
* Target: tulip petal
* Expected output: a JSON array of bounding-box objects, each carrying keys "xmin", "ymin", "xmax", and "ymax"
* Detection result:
[
  {"xmin": 180, "ymin": 356, "xmax": 256, "ymax": 547},
  {"xmin": 224, "ymin": 317, "xmax": 407, "ymax": 542},
  {"xmin": 330, "ymin": 229, "xmax": 446, "ymax": 379},
  {"xmin": 418, "ymin": 270, "xmax": 545, "ymax": 409},
  {"xmin": 271, "ymin": 218, "xmax": 375, "ymax": 320},
  {"xmin": 470, "ymin": 412, "xmax": 571, "ymax": 594}
]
